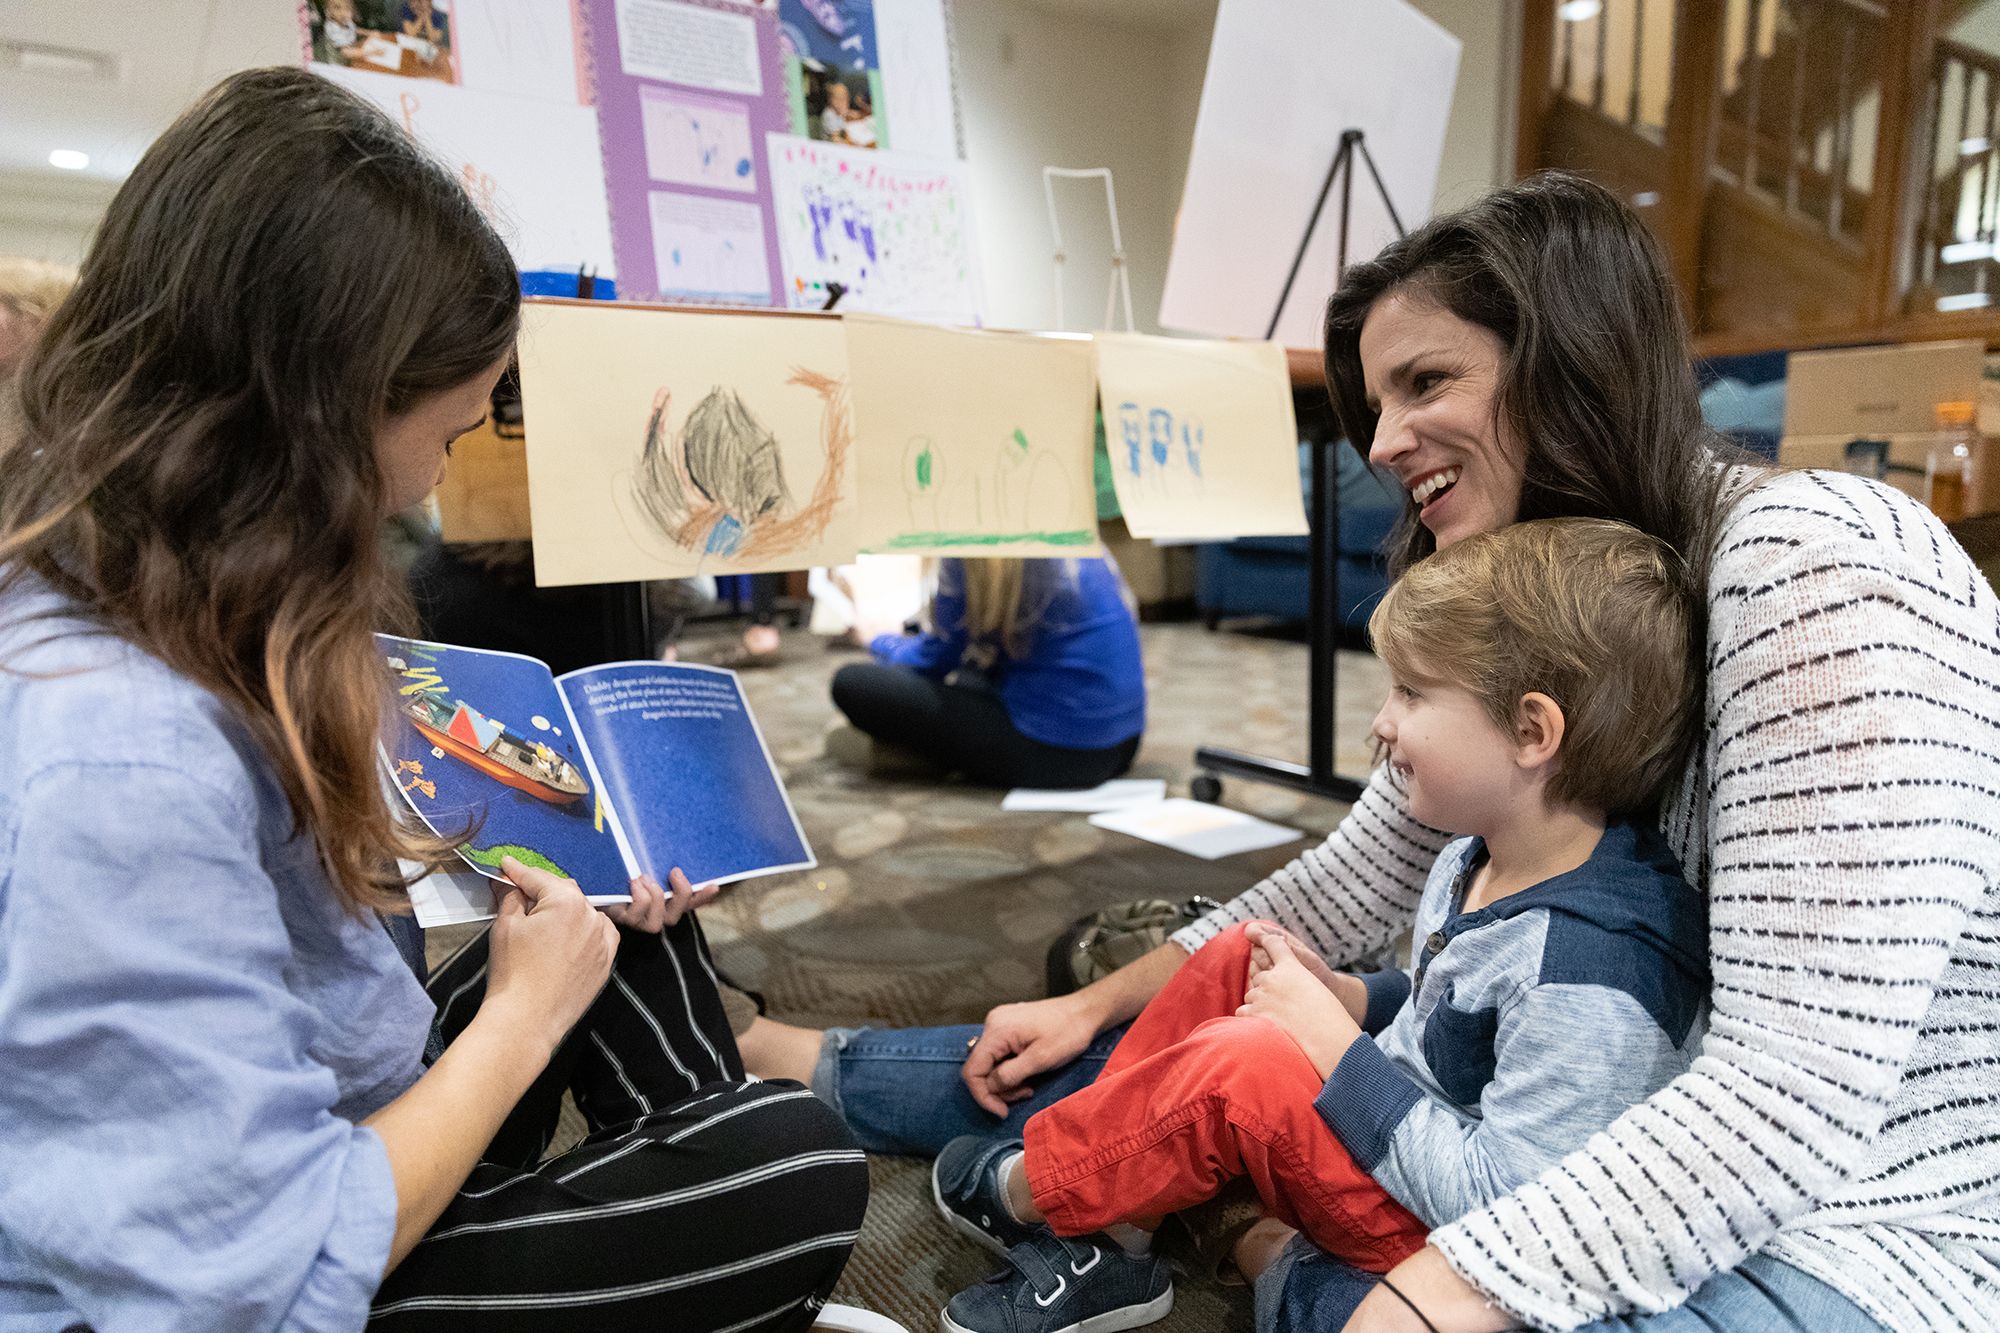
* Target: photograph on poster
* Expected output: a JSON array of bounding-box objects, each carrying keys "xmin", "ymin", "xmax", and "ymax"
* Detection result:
[
  {"xmin": 780, "ymin": 0, "xmax": 883, "ymax": 148},
  {"xmin": 1093, "ymin": 333, "xmax": 1309, "ymax": 540},
  {"xmin": 845, "ymin": 316, "xmax": 1097, "ymax": 556},
  {"xmin": 767, "ymin": 137, "xmax": 981, "ymax": 321},
  {"xmin": 518, "ymin": 301, "xmax": 858, "ymax": 585},
  {"xmin": 305, "ymin": 0, "xmax": 458, "ymax": 83}
]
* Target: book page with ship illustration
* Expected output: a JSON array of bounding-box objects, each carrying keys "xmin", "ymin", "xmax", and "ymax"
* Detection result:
[
  {"xmin": 1092, "ymin": 333, "xmax": 1309, "ymax": 541},
  {"xmin": 378, "ymin": 634, "xmax": 637, "ymax": 904},
  {"xmin": 517, "ymin": 300, "xmax": 860, "ymax": 585},
  {"xmin": 845, "ymin": 315, "xmax": 1100, "ymax": 557}
]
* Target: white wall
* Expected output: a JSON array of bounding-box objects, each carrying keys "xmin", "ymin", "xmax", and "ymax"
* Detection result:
[
  {"xmin": 0, "ymin": 171, "xmax": 116, "ymax": 266},
  {"xmin": 952, "ymin": 1, "xmax": 1186, "ymax": 333},
  {"xmin": 952, "ymin": 0, "xmax": 1512, "ymax": 337},
  {"xmin": 1410, "ymin": 0, "xmax": 1516, "ymax": 209}
]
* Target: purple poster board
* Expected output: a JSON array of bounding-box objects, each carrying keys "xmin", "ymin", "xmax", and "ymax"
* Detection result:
[{"xmin": 580, "ymin": 0, "xmax": 791, "ymax": 304}]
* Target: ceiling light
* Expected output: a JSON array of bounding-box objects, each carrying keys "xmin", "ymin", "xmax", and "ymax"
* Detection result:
[
  {"xmin": 1939, "ymin": 240, "xmax": 1995, "ymax": 265},
  {"xmin": 1962, "ymin": 137, "xmax": 1993, "ymax": 156},
  {"xmin": 47, "ymin": 149, "xmax": 89, "ymax": 171},
  {"xmin": 0, "ymin": 40, "xmax": 119, "ymax": 82},
  {"xmin": 1559, "ymin": 1, "xmax": 1603, "ymax": 20}
]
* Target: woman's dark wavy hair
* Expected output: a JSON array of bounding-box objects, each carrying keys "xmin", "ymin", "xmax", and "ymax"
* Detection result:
[
  {"xmin": 1323, "ymin": 172, "xmax": 1752, "ymax": 604},
  {"xmin": 0, "ymin": 66, "xmax": 520, "ymax": 912}
]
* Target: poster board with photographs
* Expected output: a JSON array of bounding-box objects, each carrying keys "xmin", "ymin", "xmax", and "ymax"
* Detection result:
[{"xmin": 303, "ymin": 0, "xmax": 966, "ymax": 311}]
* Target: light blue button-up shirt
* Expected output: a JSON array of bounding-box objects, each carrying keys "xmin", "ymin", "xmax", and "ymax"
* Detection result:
[{"xmin": 0, "ymin": 580, "xmax": 431, "ymax": 1330}]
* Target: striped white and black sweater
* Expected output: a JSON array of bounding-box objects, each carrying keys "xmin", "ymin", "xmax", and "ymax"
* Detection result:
[{"xmin": 1172, "ymin": 470, "xmax": 2000, "ymax": 1331}]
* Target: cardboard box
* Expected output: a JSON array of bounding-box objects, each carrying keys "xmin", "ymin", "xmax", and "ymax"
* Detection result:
[
  {"xmin": 1778, "ymin": 340, "xmax": 1997, "ymax": 516},
  {"xmin": 432, "ymin": 419, "xmax": 533, "ymax": 542}
]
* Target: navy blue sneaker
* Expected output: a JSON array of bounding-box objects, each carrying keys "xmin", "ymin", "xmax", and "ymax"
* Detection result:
[
  {"xmin": 940, "ymin": 1231, "xmax": 1174, "ymax": 1333},
  {"xmin": 932, "ymin": 1136, "xmax": 1043, "ymax": 1255}
]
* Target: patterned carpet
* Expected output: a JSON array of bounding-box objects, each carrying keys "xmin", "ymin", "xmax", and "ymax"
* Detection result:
[{"xmin": 693, "ymin": 622, "xmax": 1390, "ymax": 1332}]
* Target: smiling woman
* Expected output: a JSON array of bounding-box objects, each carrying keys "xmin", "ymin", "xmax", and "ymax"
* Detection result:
[
  {"xmin": 1325, "ymin": 174, "xmax": 1735, "ymax": 595},
  {"xmin": 1353, "ymin": 294, "xmax": 1521, "ymax": 549},
  {"xmin": 755, "ymin": 171, "xmax": 1999, "ymax": 1333}
]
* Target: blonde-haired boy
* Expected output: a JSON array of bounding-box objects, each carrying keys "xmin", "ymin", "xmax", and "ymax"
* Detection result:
[{"xmin": 931, "ymin": 518, "xmax": 1710, "ymax": 1333}]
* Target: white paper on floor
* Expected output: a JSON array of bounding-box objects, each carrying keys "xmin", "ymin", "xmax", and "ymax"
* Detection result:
[
  {"xmin": 1002, "ymin": 778, "xmax": 1168, "ymax": 813},
  {"xmin": 1088, "ymin": 798, "xmax": 1304, "ymax": 860}
]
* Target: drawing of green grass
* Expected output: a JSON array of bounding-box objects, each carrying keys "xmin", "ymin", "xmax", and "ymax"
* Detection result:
[{"xmin": 876, "ymin": 530, "xmax": 1096, "ymax": 549}]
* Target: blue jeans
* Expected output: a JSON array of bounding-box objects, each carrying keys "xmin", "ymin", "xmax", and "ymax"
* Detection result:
[
  {"xmin": 809, "ymin": 1023, "xmax": 1128, "ymax": 1156},
  {"xmin": 1258, "ymin": 1238, "xmax": 1886, "ymax": 1333}
]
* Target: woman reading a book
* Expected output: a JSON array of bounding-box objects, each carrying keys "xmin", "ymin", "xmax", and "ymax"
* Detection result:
[{"xmin": 0, "ymin": 67, "xmax": 864, "ymax": 1332}]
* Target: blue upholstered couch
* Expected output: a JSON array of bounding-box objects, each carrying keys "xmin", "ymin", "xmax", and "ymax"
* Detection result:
[{"xmin": 1194, "ymin": 443, "xmax": 1402, "ymax": 630}]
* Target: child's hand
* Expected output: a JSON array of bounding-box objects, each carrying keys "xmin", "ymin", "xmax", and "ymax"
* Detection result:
[
  {"xmin": 1238, "ymin": 934, "xmax": 1363, "ymax": 1080},
  {"xmin": 1245, "ymin": 922, "xmax": 1367, "ymax": 1025}
]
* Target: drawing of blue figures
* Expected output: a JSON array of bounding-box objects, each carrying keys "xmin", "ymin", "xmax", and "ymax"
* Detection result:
[
  {"xmin": 1117, "ymin": 402, "xmax": 1208, "ymax": 491},
  {"xmin": 1117, "ymin": 402, "xmax": 1143, "ymax": 477},
  {"xmin": 803, "ymin": 184, "xmax": 879, "ymax": 288},
  {"xmin": 1147, "ymin": 408, "xmax": 1173, "ymax": 472}
]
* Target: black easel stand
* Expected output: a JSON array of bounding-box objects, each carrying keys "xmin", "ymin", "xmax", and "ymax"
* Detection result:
[{"xmin": 1192, "ymin": 129, "xmax": 1404, "ymax": 808}]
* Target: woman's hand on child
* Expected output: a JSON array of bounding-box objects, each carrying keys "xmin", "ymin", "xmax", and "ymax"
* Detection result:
[
  {"xmin": 485, "ymin": 856, "xmax": 619, "ymax": 1055},
  {"xmin": 962, "ymin": 993, "xmax": 1097, "ymax": 1116},
  {"xmin": 1238, "ymin": 934, "xmax": 1362, "ymax": 1080},
  {"xmin": 606, "ymin": 867, "xmax": 719, "ymax": 933}
]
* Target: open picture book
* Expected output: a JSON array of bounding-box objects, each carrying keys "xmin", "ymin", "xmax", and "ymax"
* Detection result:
[{"xmin": 378, "ymin": 634, "xmax": 814, "ymax": 927}]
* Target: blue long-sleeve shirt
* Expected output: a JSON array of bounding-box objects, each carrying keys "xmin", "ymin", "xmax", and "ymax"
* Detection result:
[
  {"xmin": 0, "ymin": 580, "xmax": 427, "ymax": 1331},
  {"xmin": 868, "ymin": 557, "xmax": 1145, "ymax": 750},
  {"xmin": 1314, "ymin": 822, "xmax": 1710, "ymax": 1228}
]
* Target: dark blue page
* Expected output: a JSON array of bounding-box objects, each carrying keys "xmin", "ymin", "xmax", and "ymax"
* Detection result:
[
  {"xmin": 378, "ymin": 635, "xmax": 633, "ymax": 900},
  {"xmin": 556, "ymin": 661, "xmax": 814, "ymax": 886}
]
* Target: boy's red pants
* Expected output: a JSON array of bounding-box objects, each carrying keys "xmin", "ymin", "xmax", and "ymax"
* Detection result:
[{"xmin": 1021, "ymin": 923, "xmax": 1429, "ymax": 1273}]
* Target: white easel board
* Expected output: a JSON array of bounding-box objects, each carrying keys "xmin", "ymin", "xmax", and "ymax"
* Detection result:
[{"xmin": 1159, "ymin": 0, "xmax": 1460, "ymax": 347}]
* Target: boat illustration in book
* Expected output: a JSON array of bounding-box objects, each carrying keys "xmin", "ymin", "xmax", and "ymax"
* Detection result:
[{"xmin": 400, "ymin": 692, "xmax": 590, "ymax": 806}]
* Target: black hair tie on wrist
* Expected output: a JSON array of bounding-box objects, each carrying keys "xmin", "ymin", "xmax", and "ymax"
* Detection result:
[{"xmin": 1380, "ymin": 1276, "xmax": 1442, "ymax": 1333}]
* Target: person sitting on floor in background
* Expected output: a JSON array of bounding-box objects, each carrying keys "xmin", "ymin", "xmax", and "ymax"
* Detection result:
[
  {"xmin": 830, "ymin": 555, "xmax": 1145, "ymax": 790},
  {"xmin": 928, "ymin": 517, "xmax": 1709, "ymax": 1333}
]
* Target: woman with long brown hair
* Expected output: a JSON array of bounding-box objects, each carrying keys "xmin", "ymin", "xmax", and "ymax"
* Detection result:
[
  {"xmin": 750, "ymin": 173, "xmax": 1998, "ymax": 1333},
  {"xmin": 0, "ymin": 67, "xmax": 864, "ymax": 1330}
]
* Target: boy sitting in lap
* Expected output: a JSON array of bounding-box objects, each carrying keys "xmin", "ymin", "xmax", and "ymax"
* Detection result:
[{"xmin": 931, "ymin": 517, "xmax": 1711, "ymax": 1333}]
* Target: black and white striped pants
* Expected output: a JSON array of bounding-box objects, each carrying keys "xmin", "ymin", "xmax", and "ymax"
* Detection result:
[{"xmin": 370, "ymin": 916, "xmax": 869, "ymax": 1331}]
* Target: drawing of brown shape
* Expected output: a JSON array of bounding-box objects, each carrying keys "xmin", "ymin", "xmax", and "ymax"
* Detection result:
[{"xmin": 735, "ymin": 366, "xmax": 852, "ymax": 558}]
